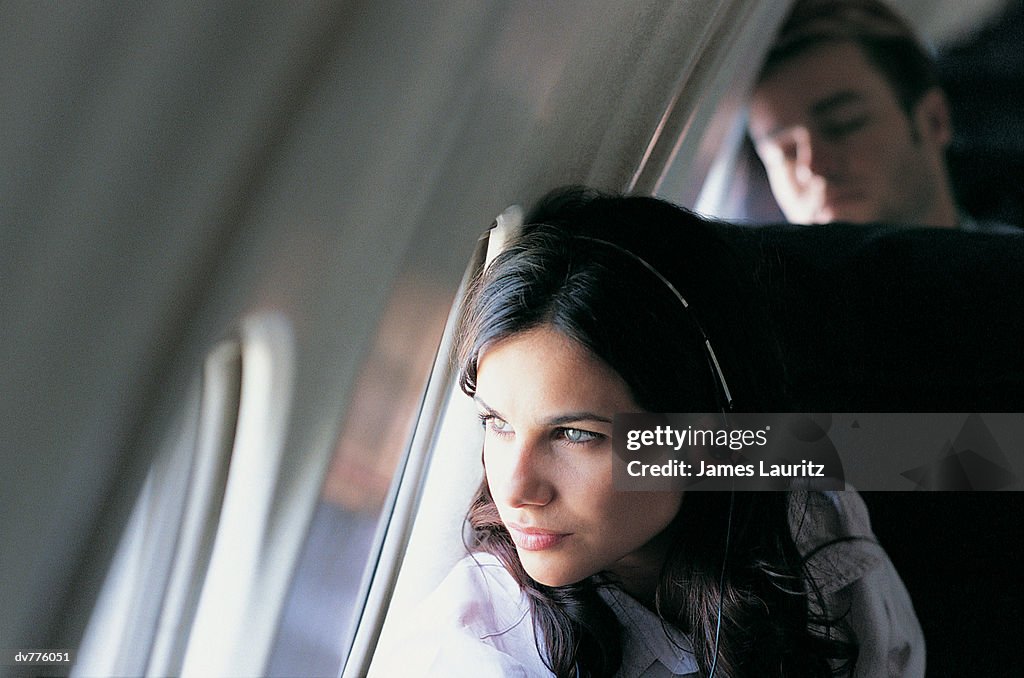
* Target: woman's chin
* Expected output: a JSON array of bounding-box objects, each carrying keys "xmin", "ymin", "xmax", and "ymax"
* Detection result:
[{"xmin": 520, "ymin": 556, "xmax": 586, "ymax": 588}]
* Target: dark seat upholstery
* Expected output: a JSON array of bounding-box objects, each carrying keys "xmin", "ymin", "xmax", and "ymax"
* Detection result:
[
  {"xmin": 718, "ymin": 223, "xmax": 1024, "ymax": 674},
  {"xmin": 720, "ymin": 223, "xmax": 1024, "ymax": 412}
]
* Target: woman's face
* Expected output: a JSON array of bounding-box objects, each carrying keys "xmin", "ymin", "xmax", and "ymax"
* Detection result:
[{"xmin": 474, "ymin": 324, "xmax": 684, "ymax": 589}]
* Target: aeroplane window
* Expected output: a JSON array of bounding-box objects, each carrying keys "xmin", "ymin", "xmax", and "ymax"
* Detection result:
[
  {"xmin": 265, "ymin": 237, "xmax": 489, "ymax": 677},
  {"xmin": 341, "ymin": 216, "xmax": 536, "ymax": 678},
  {"xmin": 75, "ymin": 312, "xmax": 294, "ymax": 677},
  {"xmin": 262, "ymin": 280, "xmax": 449, "ymax": 677},
  {"xmin": 75, "ymin": 338, "xmax": 240, "ymax": 676},
  {"xmin": 637, "ymin": 2, "xmax": 791, "ymax": 204}
]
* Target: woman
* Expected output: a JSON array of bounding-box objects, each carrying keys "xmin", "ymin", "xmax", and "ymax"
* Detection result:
[{"xmin": 379, "ymin": 188, "xmax": 923, "ymax": 677}]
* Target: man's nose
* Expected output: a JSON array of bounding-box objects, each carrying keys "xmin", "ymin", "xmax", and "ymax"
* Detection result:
[{"xmin": 795, "ymin": 129, "xmax": 841, "ymax": 183}]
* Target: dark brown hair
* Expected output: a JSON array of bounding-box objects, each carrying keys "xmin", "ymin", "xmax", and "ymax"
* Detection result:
[
  {"xmin": 759, "ymin": 0, "xmax": 942, "ymax": 115},
  {"xmin": 456, "ymin": 188, "xmax": 855, "ymax": 676}
]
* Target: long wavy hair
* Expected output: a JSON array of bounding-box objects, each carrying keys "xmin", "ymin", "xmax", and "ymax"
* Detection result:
[{"xmin": 456, "ymin": 187, "xmax": 855, "ymax": 677}]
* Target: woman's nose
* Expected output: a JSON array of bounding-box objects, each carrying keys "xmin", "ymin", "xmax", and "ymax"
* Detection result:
[{"xmin": 495, "ymin": 438, "xmax": 554, "ymax": 508}]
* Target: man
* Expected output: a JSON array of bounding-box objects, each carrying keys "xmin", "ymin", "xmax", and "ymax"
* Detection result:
[{"xmin": 748, "ymin": 0, "xmax": 963, "ymax": 228}]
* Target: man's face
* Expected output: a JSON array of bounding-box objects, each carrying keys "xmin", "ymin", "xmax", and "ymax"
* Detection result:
[{"xmin": 749, "ymin": 41, "xmax": 952, "ymax": 226}]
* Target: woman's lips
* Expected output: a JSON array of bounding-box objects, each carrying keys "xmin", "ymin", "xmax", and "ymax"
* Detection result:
[{"xmin": 506, "ymin": 524, "xmax": 570, "ymax": 551}]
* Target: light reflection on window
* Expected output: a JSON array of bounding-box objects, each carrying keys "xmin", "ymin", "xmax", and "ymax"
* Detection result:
[{"xmin": 266, "ymin": 273, "xmax": 451, "ymax": 678}]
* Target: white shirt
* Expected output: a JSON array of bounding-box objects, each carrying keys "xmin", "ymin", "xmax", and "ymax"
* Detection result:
[{"xmin": 372, "ymin": 490, "xmax": 924, "ymax": 677}]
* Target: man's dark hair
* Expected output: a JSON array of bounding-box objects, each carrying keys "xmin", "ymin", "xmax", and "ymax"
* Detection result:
[{"xmin": 759, "ymin": 0, "xmax": 942, "ymax": 114}]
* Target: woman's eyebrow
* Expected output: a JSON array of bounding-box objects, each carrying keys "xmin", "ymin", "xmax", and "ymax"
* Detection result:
[
  {"xmin": 473, "ymin": 397, "xmax": 612, "ymax": 427},
  {"xmin": 544, "ymin": 413, "xmax": 612, "ymax": 426}
]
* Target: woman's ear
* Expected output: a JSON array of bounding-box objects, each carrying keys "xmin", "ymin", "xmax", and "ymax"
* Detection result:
[{"xmin": 912, "ymin": 87, "xmax": 953, "ymax": 150}]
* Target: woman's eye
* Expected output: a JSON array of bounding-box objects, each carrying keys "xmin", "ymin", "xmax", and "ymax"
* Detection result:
[
  {"xmin": 557, "ymin": 427, "xmax": 600, "ymax": 445},
  {"xmin": 479, "ymin": 414, "xmax": 513, "ymax": 436}
]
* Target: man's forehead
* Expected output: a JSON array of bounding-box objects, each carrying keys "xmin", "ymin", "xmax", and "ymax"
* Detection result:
[
  {"xmin": 809, "ymin": 90, "xmax": 867, "ymax": 117},
  {"xmin": 758, "ymin": 38, "xmax": 875, "ymax": 88},
  {"xmin": 749, "ymin": 42, "xmax": 886, "ymax": 139}
]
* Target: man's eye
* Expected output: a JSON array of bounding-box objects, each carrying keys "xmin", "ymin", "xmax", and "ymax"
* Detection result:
[
  {"xmin": 779, "ymin": 143, "xmax": 798, "ymax": 162},
  {"xmin": 821, "ymin": 116, "xmax": 868, "ymax": 139}
]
